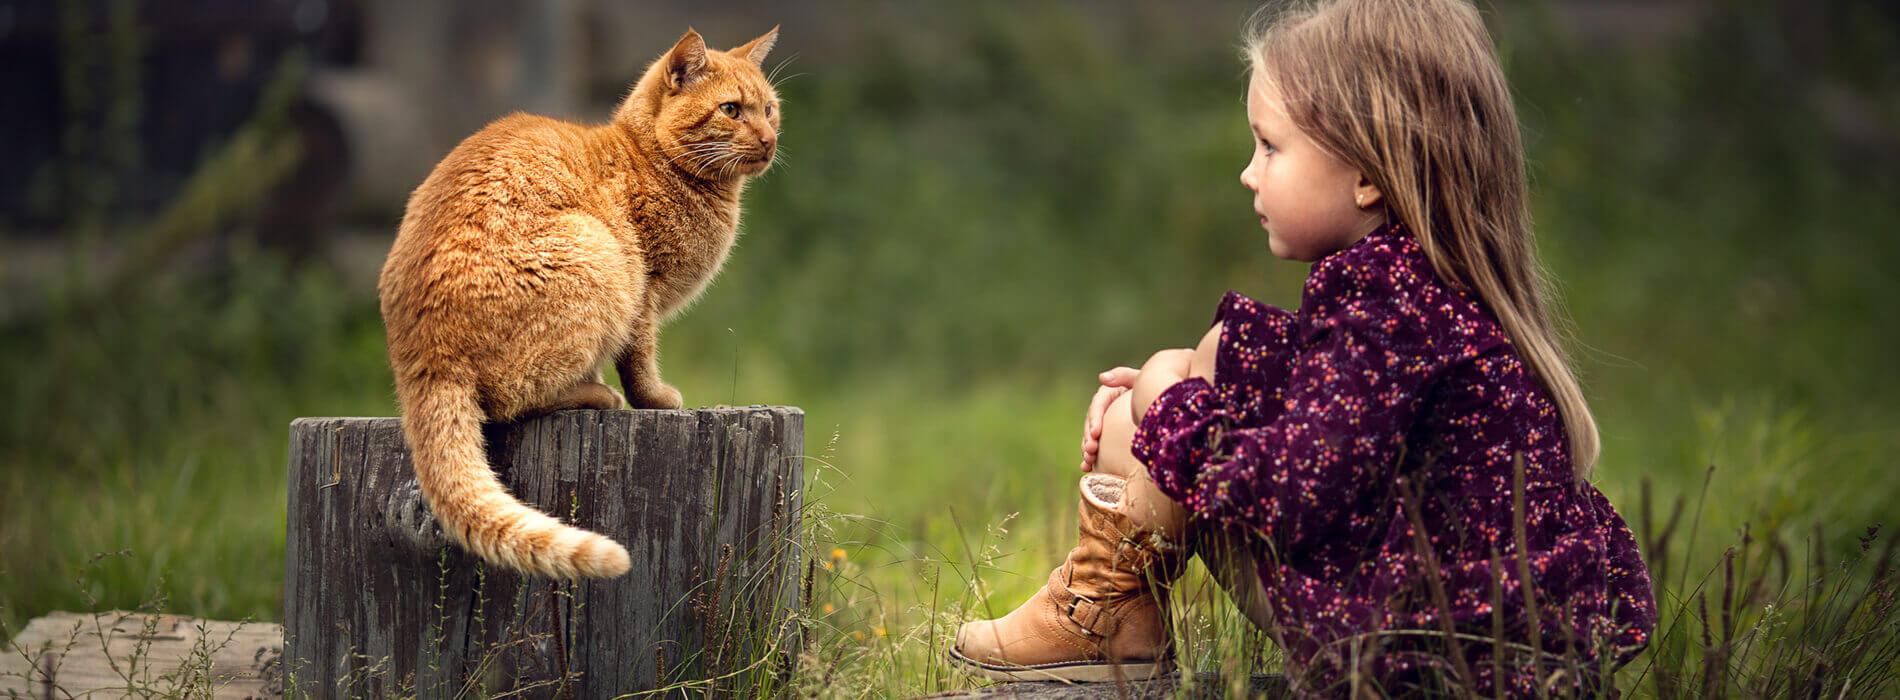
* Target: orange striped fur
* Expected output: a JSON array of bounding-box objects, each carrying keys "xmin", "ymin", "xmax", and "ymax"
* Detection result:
[{"xmin": 376, "ymin": 28, "xmax": 782, "ymax": 578}]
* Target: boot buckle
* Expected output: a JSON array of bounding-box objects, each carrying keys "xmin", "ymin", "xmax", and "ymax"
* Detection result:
[{"xmin": 1065, "ymin": 593, "xmax": 1111, "ymax": 637}]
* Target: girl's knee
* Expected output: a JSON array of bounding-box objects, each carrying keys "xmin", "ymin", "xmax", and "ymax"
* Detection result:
[{"xmin": 1102, "ymin": 390, "xmax": 1137, "ymax": 444}]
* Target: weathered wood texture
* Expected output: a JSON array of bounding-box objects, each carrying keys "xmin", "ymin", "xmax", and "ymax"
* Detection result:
[
  {"xmin": 284, "ymin": 407, "xmax": 804, "ymax": 698},
  {"xmin": 0, "ymin": 611, "xmax": 284, "ymax": 698}
]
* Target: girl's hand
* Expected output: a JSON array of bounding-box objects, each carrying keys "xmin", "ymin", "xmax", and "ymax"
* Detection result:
[
  {"xmin": 1131, "ymin": 349, "xmax": 1194, "ymax": 426},
  {"xmin": 1081, "ymin": 367, "xmax": 1139, "ymax": 471}
]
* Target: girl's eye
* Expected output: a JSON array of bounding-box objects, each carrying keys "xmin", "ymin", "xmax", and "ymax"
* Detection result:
[
  {"xmin": 1260, "ymin": 139, "xmax": 1277, "ymax": 155},
  {"xmin": 720, "ymin": 102, "xmax": 740, "ymax": 118}
]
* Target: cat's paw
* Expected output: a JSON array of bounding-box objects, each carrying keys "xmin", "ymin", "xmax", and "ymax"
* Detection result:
[{"xmin": 631, "ymin": 383, "xmax": 684, "ymax": 410}]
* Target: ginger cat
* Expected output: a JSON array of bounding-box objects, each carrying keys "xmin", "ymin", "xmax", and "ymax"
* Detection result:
[{"xmin": 376, "ymin": 27, "xmax": 781, "ymax": 579}]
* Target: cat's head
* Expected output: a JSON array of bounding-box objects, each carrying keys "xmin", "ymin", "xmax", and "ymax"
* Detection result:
[{"xmin": 621, "ymin": 27, "xmax": 781, "ymax": 181}]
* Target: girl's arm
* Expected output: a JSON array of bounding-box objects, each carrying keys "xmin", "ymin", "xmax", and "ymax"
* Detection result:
[
  {"xmin": 1131, "ymin": 262, "xmax": 1447, "ymax": 552},
  {"xmin": 1081, "ymin": 322, "xmax": 1222, "ymax": 472}
]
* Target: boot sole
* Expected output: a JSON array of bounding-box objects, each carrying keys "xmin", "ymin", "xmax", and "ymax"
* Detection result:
[{"xmin": 947, "ymin": 646, "xmax": 1174, "ymax": 683}]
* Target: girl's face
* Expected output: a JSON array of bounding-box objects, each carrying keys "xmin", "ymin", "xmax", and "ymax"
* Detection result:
[{"xmin": 1241, "ymin": 77, "xmax": 1381, "ymax": 262}]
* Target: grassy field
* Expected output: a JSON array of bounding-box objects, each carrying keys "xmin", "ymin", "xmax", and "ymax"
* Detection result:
[{"xmin": 3, "ymin": 1, "xmax": 1898, "ymax": 696}]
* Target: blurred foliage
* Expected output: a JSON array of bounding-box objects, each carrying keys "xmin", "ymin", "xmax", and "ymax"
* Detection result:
[{"xmin": 2, "ymin": 0, "xmax": 1898, "ymax": 695}]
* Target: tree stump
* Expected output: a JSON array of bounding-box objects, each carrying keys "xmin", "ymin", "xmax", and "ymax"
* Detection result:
[{"xmin": 283, "ymin": 407, "xmax": 804, "ymax": 698}]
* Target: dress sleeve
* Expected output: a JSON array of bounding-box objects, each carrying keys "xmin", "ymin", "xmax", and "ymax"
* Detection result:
[
  {"xmin": 1133, "ymin": 254, "xmax": 1446, "ymax": 552},
  {"xmin": 1210, "ymin": 291, "xmax": 1300, "ymax": 403},
  {"xmin": 1130, "ymin": 292, "xmax": 1299, "ymax": 502}
]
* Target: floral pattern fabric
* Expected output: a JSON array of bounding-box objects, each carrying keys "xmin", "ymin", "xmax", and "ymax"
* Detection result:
[{"xmin": 1132, "ymin": 221, "xmax": 1656, "ymax": 696}]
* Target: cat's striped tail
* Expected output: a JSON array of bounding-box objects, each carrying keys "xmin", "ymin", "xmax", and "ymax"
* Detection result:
[{"xmin": 398, "ymin": 377, "xmax": 631, "ymax": 578}]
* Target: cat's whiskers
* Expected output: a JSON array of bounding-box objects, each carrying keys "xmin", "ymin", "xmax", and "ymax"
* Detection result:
[
  {"xmin": 664, "ymin": 151, "xmax": 723, "ymax": 168},
  {"xmin": 676, "ymin": 149, "xmax": 724, "ymax": 168},
  {"xmin": 669, "ymin": 143, "xmax": 734, "ymax": 171},
  {"xmin": 751, "ymin": 147, "xmax": 788, "ymax": 182},
  {"xmin": 691, "ymin": 148, "xmax": 740, "ymax": 179},
  {"xmin": 670, "ymin": 139, "xmax": 777, "ymax": 181},
  {"xmin": 770, "ymin": 73, "xmax": 807, "ymax": 92},
  {"xmin": 663, "ymin": 142, "xmax": 729, "ymax": 163},
  {"xmin": 660, "ymin": 141, "xmax": 726, "ymax": 153},
  {"xmin": 716, "ymin": 151, "xmax": 745, "ymax": 180},
  {"xmin": 766, "ymin": 53, "xmax": 802, "ymax": 88},
  {"xmin": 707, "ymin": 147, "xmax": 743, "ymax": 168}
]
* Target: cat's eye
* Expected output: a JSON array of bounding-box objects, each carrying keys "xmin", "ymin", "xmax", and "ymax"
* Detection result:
[
  {"xmin": 720, "ymin": 102, "xmax": 741, "ymax": 118},
  {"xmin": 765, "ymin": 103, "xmax": 775, "ymax": 118}
]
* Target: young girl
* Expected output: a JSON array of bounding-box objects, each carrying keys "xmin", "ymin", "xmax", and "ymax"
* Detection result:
[{"xmin": 950, "ymin": 0, "xmax": 1656, "ymax": 695}]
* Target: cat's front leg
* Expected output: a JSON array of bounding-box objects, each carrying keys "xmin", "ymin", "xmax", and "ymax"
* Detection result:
[{"xmin": 616, "ymin": 312, "xmax": 684, "ymax": 409}]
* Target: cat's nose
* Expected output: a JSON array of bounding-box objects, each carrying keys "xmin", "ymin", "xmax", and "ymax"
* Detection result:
[{"xmin": 759, "ymin": 136, "xmax": 775, "ymax": 152}]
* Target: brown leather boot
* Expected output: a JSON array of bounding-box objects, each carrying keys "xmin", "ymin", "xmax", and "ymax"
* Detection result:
[{"xmin": 950, "ymin": 472, "xmax": 1190, "ymax": 682}]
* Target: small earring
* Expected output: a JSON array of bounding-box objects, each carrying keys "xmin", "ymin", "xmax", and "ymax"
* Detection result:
[{"xmin": 1355, "ymin": 193, "xmax": 1365, "ymax": 206}]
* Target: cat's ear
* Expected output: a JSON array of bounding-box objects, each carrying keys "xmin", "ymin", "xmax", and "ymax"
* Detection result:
[
  {"xmin": 731, "ymin": 25, "xmax": 779, "ymax": 68},
  {"xmin": 663, "ymin": 28, "xmax": 710, "ymax": 92}
]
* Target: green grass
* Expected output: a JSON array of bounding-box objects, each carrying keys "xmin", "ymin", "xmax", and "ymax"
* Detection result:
[{"xmin": 5, "ymin": 0, "xmax": 1899, "ymax": 696}]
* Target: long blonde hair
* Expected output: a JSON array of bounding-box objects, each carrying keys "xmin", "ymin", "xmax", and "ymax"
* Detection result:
[{"xmin": 1246, "ymin": 0, "xmax": 1600, "ymax": 478}]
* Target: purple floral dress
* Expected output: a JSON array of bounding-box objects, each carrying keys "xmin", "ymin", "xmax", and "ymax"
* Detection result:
[{"xmin": 1132, "ymin": 221, "xmax": 1655, "ymax": 696}]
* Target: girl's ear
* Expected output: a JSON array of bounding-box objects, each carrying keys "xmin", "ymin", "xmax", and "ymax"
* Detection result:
[
  {"xmin": 663, "ymin": 29, "xmax": 709, "ymax": 92},
  {"xmin": 731, "ymin": 25, "xmax": 780, "ymax": 67},
  {"xmin": 1353, "ymin": 175, "xmax": 1383, "ymax": 209}
]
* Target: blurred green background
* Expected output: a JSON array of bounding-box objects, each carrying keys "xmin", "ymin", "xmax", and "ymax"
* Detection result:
[{"xmin": 2, "ymin": 0, "xmax": 1897, "ymax": 694}]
